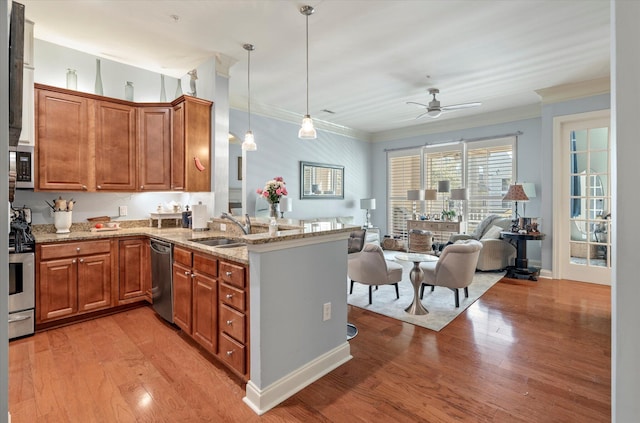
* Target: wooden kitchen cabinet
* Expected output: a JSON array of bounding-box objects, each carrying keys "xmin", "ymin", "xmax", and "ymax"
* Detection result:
[
  {"xmin": 138, "ymin": 106, "xmax": 171, "ymax": 191},
  {"xmin": 36, "ymin": 87, "xmax": 92, "ymax": 191},
  {"xmin": 218, "ymin": 259, "xmax": 248, "ymax": 376},
  {"xmin": 37, "ymin": 239, "xmax": 114, "ymax": 323},
  {"xmin": 171, "ymin": 95, "xmax": 212, "ymax": 192},
  {"xmin": 118, "ymin": 237, "xmax": 150, "ymax": 304},
  {"xmin": 172, "ymin": 246, "xmax": 218, "ymax": 354},
  {"xmin": 95, "ymin": 101, "xmax": 137, "ymax": 191}
]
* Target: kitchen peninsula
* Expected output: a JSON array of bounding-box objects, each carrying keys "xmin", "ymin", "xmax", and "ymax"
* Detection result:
[{"xmin": 33, "ymin": 218, "xmax": 354, "ymax": 415}]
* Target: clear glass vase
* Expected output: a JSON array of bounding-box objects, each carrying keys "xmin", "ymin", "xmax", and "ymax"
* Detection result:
[
  {"xmin": 94, "ymin": 59, "xmax": 103, "ymax": 95},
  {"xmin": 269, "ymin": 202, "xmax": 279, "ymax": 218}
]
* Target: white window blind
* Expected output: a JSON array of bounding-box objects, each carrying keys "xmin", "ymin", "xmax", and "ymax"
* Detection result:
[
  {"xmin": 387, "ymin": 149, "xmax": 421, "ymax": 239},
  {"xmin": 466, "ymin": 137, "xmax": 516, "ymax": 232},
  {"xmin": 423, "ymin": 144, "xmax": 463, "ymax": 217}
]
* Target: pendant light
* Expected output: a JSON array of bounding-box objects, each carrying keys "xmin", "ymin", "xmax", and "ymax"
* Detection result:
[
  {"xmin": 298, "ymin": 5, "xmax": 317, "ymax": 139},
  {"xmin": 242, "ymin": 43, "xmax": 257, "ymax": 151}
]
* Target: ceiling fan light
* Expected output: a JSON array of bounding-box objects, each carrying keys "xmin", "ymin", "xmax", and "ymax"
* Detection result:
[
  {"xmin": 427, "ymin": 109, "xmax": 442, "ymax": 118},
  {"xmin": 242, "ymin": 130, "xmax": 257, "ymax": 151},
  {"xmin": 298, "ymin": 115, "xmax": 317, "ymax": 139}
]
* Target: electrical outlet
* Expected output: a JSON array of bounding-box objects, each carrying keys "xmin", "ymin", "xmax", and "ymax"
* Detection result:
[
  {"xmin": 119, "ymin": 206, "xmax": 127, "ymax": 216},
  {"xmin": 220, "ymin": 223, "xmax": 227, "ymax": 231},
  {"xmin": 323, "ymin": 302, "xmax": 331, "ymax": 321}
]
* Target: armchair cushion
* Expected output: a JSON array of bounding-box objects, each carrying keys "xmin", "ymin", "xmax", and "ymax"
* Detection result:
[{"xmin": 480, "ymin": 225, "xmax": 503, "ymax": 240}]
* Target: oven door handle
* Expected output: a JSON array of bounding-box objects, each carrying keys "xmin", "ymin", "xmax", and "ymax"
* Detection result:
[{"xmin": 8, "ymin": 314, "xmax": 31, "ymax": 323}]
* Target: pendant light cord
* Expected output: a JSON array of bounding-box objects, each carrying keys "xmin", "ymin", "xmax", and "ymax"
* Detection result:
[
  {"xmin": 305, "ymin": 12, "xmax": 309, "ymax": 116},
  {"xmin": 247, "ymin": 47, "xmax": 251, "ymax": 129}
]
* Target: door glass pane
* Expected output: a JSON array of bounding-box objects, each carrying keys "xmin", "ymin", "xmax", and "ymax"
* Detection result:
[
  {"xmin": 590, "ymin": 127, "xmax": 609, "ymax": 150},
  {"xmin": 574, "ymin": 130, "xmax": 588, "ymax": 151}
]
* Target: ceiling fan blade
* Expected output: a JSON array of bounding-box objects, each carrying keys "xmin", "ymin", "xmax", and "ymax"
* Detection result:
[
  {"xmin": 441, "ymin": 102, "xmax": 482, "ymax": 111},
  {"xmin": 415, "ymin": 111, "xmax": 429, "ymax": 119},
  {"xmin": 407, "ymin": 101, "xmax": 428, "ymax": 109}
]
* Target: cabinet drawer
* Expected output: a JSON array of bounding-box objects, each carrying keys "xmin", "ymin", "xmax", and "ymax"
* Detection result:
[
  {"xmin": 173, "ymin": 246, "xmax": 192, "ymax": 267},
  {"xmin": 39, "ymin": 240, "xmax": 111, "ymax": 260},
  {"xmin": 219, "ymin": 332, "xmax": 246, "ymax": 375},
  {"xmin": 194, "ymin": 253, "xmax": 218, "ymax": 278},
  {"xmin": 441, "ymin": 223, "xmax": 459, "ymax": 231},
  {"xmin": 219, "ymin": 282, "xmax": 245, "ymax": 311},
  {"xmin": 219, "ymin": 261, "xmax": 245, "ymax": 289},
  {"xmin": 219, "ymin": 304, "xmax": 246, "ymax": 343}
]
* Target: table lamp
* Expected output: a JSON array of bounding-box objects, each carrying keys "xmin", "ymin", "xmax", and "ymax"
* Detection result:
[
  {"xmin": 360, "ymin": 198, "xmax": 376, "ymax": 228},
  {"xmin": 450, "ymin": 187, "xmax": 468, "ymax": 220},
  {"xmin": 438, "ymin": 180, "xmax": 450, "ymax": 212},
  {"xmin": 503, "ymin": 184, "xmax": 529, "ymax": 221},
  {"xmin": 406, "ymin": 189, "xmax": 424, "ymax": 220},
  {"xmin": 279, "ymin": 197, "xmax": 293, "ymax": 218},
  {"xmin": 424, "ymin": 189, "xmax": 437, "ymax": 217}
]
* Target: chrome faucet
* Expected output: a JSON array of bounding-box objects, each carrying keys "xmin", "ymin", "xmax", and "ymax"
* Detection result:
[{"xmin": 221, "ymin": 212, "xmax": 251, "ymax": 235}]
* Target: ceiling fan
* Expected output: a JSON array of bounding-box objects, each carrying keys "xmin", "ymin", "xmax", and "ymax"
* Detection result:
[{"xmin": 407, "ymin": 88, "xmax": 481, "ymax": 119}]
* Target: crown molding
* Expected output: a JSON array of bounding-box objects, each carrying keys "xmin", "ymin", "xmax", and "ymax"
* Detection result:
[
  {"xmin": 230, "ymin": 98, "xmax": 372, "ymax": 141},
  {"xmin": 535, "ymin": 77, "xmax": 610, "ymax": 105},
  {"xmin": 215, "ymin": 53, "xmax": 236, "ymax": 78},
  {"xmin": 371, "ymin": 104, "xmax": 542, "ymax": 143}
]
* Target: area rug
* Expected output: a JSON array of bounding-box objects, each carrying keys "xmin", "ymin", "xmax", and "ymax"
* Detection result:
[{"xmin": 348, "ymin": 253, "xmax": 505, "ymax": 331}]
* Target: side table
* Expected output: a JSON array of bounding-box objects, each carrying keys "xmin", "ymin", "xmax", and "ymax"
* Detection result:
[
  {"xmin": 501, "ymin": 231, "xmax": 546, "ymax": 281},
  {"xmin": 395, "ymin": 252, "xmax": 439, "ymax": 315}
]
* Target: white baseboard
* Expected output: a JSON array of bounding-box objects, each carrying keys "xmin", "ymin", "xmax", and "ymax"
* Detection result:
[{"xmin": 243, "ymin": 342, "xmax": 352, "ymax": 415}]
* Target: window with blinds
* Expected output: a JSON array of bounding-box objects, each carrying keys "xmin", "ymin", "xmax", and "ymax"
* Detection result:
[
  {"xmin": 466, "ymin": 138, "xmax": 516, "ymax": 233},
  {"xmin": 423, "ymin": 144, "xmax": 463, "ymax": 217},
  {"xmin": 387, "ymin": 149, "xmax": 421, "ymax": 239},
  {"xmin": 386, "ymin": 137, "xmax": 516, "ymax": 237}
]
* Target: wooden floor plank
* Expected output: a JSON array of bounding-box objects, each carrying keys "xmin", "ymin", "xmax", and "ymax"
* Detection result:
[{"xmin": 9, "ymin": 277, "xmax": 611, "ymax": 422}]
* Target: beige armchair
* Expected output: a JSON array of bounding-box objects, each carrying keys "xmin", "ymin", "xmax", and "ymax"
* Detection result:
[
  {"xmin": 348, "ymin": 243, "xmax": 403, "ymax": 304},
  {"xmin": 449, "ymin": 215, "xmax": 515, "ymax": 271},
  {"xmin": 419, "ymin": 240, "xmax": 482, "ymax": 307}
]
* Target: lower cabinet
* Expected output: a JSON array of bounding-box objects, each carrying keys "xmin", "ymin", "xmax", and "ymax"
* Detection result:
[
  {"xmin": 118, "ymin": 237, "xmax": 151, "ymax": 304},
  {"xmin": 37, "ymin": 239, "xmax": 114, "ymax": 323},
  {"xmin": 172, "ymin": 245, "xmax": 248, "ymax": 378}
]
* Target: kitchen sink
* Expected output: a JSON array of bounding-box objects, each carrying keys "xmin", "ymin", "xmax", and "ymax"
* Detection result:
[{"xmin": 192, "ymin": 238, "xmax": 246, "ymax": 248}]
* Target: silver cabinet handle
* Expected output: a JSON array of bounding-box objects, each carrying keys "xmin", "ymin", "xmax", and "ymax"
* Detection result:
[
  {"xmin": 8, "ymin": 315, "xmax": 31, "ymax": 323},
  {"xmin": 72, "ymin": 259, "xmax": 76, "ymax": 263},
  {"xmin": 226, "ymin": 271, "xmax": 232, "ymax": 277},
  {"xmin": 97, "ymin": 185, "xmax": 102, "ymax": 189},
  {"xmin": 82, "ymin": 185, "xmax": 87, "ymax": 190},
  {"xmin": 76, "ymin": 247, "xmax": 80, "ymax": 252},
  {"xmin": 140, "ymin": 185, "xmax": 144, "ymax": 190},
  {"xmin": 79, "ymin": 258, "xmax": 84, "ymax": 263},
  {"xmin": 226, "ymin": 320, "xmax": 233, "ymax": 326},
  {"xmin": 226, "ymin": 293, "xmax": 233, "ymax": 299},
  {"xmin": 184, "ymin": 271, "xmax": 190, "ymax": 276},
  {"xmin": 226, "ymin": 350, "xmax": 234, "ymax": 357},
  {"xmin": 191, "ymin": 273, "xmax": 195, "ymax": 278}
]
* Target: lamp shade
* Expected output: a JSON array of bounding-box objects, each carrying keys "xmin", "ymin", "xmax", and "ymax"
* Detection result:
[
  {"xmin": 437, "ymin": 180, "xmax": 450, "ymax": 193},
  {"xmin": 360, "ymin": 198, "xmax": 376, "ymax": 210},
  {"xmin": 450, "ymin": 188, "xmax": 468, "ymax": 200},
  {"xmin": 424, "ymin": 189, "xmax": 438, "ymax": 201},
  {"xmin": 280, "ymin": 197, "xmax": 293, "ymax": 212},
  {"xmin": 406, "ymin": 189, "xmax": 424, "ymax": 201},
  {"xmin": 503, "ymin": 184, "xmax": 529, "ymax": 201},
  {"xmin": 521, "ymin": 182, "xmax": 536, "ymax": 199}
]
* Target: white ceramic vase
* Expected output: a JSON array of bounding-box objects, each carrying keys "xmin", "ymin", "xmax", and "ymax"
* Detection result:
[{"xmin": 54, "ymin": 211, "xmax": 72, "ymax": 234}]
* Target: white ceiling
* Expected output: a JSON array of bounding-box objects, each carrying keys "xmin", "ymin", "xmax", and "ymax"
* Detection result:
[{"xmin": 20, "ymin": 0, "xmax": 610, "ymax": 139}]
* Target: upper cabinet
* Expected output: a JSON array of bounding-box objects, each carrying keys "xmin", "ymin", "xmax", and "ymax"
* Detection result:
[
  {"xmin": 34, "ymin": 84, "xmax": 212, "ymax": 193},
  {"xmin": 172, "ymin": 95, "xmax": 212, "ymax": 192}
]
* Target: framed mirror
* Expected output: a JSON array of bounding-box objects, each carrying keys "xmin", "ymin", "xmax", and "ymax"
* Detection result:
[{"xmin": 300, "ymin": 161, "xmax": 344, "ymax": 199}]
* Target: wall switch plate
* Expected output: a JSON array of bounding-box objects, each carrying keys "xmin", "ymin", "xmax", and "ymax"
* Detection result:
[
  {"xmin": 220, "ymin": 223, "xmax": 226, "ymax": 231},
  {"xmin": 323, "ymin": 302, "xmax": 331, "ymax": 321},
  {"xmin": 118, "ymin": 206, "xmax": 127, "ymax": 216}
]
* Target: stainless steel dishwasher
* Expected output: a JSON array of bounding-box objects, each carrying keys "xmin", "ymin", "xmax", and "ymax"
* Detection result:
[{"xmin": 150, "ymin": 238, "xmax": 174, "ymax": 323}]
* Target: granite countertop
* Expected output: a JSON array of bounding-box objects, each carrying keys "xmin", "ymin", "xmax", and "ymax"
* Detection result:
[{"xmin": 33, "ymin": 218, "xmax": 358, "ymax": 265}]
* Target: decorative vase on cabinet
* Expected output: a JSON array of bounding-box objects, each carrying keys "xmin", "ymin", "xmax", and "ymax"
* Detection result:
[
  {"xmin": 125, "ymin": 81, "xmax": 134, "ymax": 101},
  {"xmin": 66, "ymin": 69, "xmax": 77, "ymax": 90},
  {"xmin": 269, "ymin": 202, "xmax": 279, "ymax": 219},
  {"xmin": 94, "ymin": 59, "xmax": 103, "ymax": 95},
  {"xmin": 160, "ymin": 74, "xmax": 167, "ymax": 102},
  {"xmin": 54, "ymin": 211, "xmax": 72, "ymax": 234},
  {"xmin": 175, "ymin": 78, "xmax": 183, "ymax": 98}
]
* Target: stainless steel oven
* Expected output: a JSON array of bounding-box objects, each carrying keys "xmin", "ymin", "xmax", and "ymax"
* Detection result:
[{"xmin": 9, "ymin": 252, "xmax": 35, "ymax": 339}]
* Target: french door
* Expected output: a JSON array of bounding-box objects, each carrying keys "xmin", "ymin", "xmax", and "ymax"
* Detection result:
[{"xmin": 553, "ymin": 110, "xmax": 611, "ymax": 285}]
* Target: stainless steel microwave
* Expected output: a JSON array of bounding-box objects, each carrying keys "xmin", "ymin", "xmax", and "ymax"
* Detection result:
[{"xmin": 9, "ymin": 145, "xmax": 34, "ymax": 189}]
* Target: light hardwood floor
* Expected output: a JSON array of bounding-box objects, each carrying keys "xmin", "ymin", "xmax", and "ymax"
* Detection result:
[{"xmin": 9, "ymin": 277, "xmax": 611, "ymax": 422}]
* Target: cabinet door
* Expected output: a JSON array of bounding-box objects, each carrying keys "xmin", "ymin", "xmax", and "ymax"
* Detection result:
[
  {"xmin": 138, "ymin": 107, "xmax": 171, "ymax": 191},
  {"xmin": 173, "ymin": 262, "xmax": 193, "ymax": 334},
  {"xmin": 192, "ymin": 273, "xmax": 217, "ymax": 353},
  {"xmin": 38, "ymin": 258, "xmax": 78, "ymax": 322},
  {"xmin": 36, "ymin": 88, "xmax": 92, "ymax": 191},
  {"xmin": 77, "ymin": 253, "xmax": 112, "ymax": 313},
  {"xmin": 118, "ymin": 238, "xmax": 150, "ymax": 303},
  {"xmin": 95, "ymin": 101, "xmax": 137, "ymax": 191},
  {"xmin": 182, "ymin": 97, "xmax": 212, "ymax": 192},
  {"xmin": 18, "ymin": 66, "xmax": 34, "ymax": 146}
]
